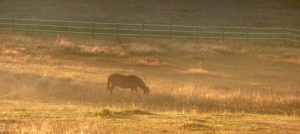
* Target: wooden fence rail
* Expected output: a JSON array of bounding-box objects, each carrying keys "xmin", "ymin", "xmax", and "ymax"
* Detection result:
[{"xmin": 0, "ymin": 17, "xmax": 299, "ymax": 44}]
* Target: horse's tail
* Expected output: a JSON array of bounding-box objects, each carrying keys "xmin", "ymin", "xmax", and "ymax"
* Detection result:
[{"xmin": 106, "ymin": 76, "xmax": 111, "ymax": 91}]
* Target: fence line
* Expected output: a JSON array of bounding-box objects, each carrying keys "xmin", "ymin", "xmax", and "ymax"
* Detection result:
[{"xmin": 0, "ymin": 17, "xmax": 299, "ymax": 44}]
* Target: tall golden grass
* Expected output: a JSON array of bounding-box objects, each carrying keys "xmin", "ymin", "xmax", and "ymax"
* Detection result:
[{"xmin": 0, "ymin": 33, "xmax": 299, "ymax": 115}]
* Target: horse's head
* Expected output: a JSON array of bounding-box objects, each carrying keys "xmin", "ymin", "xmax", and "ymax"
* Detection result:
[{"xmin": 143, "ymin": 86, "xmax": 150, "ymax": 95}]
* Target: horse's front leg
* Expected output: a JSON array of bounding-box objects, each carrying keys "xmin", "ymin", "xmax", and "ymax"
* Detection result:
[
  {"xmin": 107, "ymin": 86, "xmax": 114, "ymax": 94},
  {"xmin": 130, "ymin": 88, "xmax": 138, "ymax": 94}
]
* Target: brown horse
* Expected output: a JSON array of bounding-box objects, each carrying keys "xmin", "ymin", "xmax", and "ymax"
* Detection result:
[{"xmin": 106, "ymin": 73, "xmax": 150, "ymax": 95}]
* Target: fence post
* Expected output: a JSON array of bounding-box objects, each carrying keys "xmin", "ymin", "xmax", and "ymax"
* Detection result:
[
  {"xmin": 11, "ymin": 17, "xmax": 14, "ymax": 32},
  {"xmin": 283, "ymin": 28, "xmax": 286, "ymax": 45},
  {"xmin": 36, "ymin": 19, "xmax": 38, "ymax": 30},
  {"xmin": 142, "ymin": 23, "xmax": 144, "ymax": 40},
  {"xmin": 222, "ymin": 26, "xmax": 225, "ymax": 41},
  {"xmin": 246, "ymin": 27, "xmax": 249, "ymax": 44},
  {"xmin": 116, "ymin": 23, "xmax": 119, "ymax": 41},
  {"xmin": 195, "ymin": 25, "xmax": 199, "ymax": 41},
  {"xmin": 65, "ymin": 20, "xmax": 68, "ymax": 34},
  {"xmin": 0, "ymin": 18, "xmax": 2, "ymax": 30},
  {"xmin": 92, "ymin": 22, "xmax": 95, "ymax": 39},
  {"xmin": 169, "ymin": 24, "xmax": 172, "ymax": 40},
  {"xmin": 36, "ymin": 19, "xmax": 41, "ymax": 31}
]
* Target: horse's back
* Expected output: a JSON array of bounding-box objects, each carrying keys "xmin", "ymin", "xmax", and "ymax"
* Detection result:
[
  {"xmin": 108, "ymin": 73, "xmax": 123, "ymax": 79},
  {"xmin": 108, "ymin": 74, "xmax": 140, "ymax": 80},
  {"xmin": 108, "ymin": 73, "xmax": 144, "ymax": 87}
]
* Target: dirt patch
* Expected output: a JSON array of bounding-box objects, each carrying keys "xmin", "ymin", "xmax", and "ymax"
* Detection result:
[
  {"xmin": 88, "ymin": 109, "xmax": 153, "ymax": 117},
  {"xmin": 180, "ymin": 68, "xmax": 217, "ymax": 75},
  {"xmin": 173, "ymin": 42, "xmax": 232, "ymax": 54},
  {"xmin": 1, "ymin": 48, "xmax": 22, "ymax": 56},
  {"xmin": 0, "ymin": 119, "xmax": 24, "ymax": 124},
  {"xmin": 0, "ymin": 34, "xmax": 33, "ymax": 42},
  {"xmin": 258, "ymin": 54, "xmax": 300, "ymax": 64},
  {"xmin": 79, "ymin": 45, "xmax": 126, "ymax": 56},
  {"xmin": 278, "ymin": 55, "xmax": 300, "ymax": 64},
  {"xmin": 132, "ymin": 57, "xmax": 168, "ymax": 66},
  {"xmin": 181, "ymin": 123, "xmax": 213, "ymax": 131},
  {"xmin": 127, "ymin": 43, "xmax": 164, "ymax": 54}
]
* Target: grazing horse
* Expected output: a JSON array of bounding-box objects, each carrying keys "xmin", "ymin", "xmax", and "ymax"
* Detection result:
[{"xmin": 106, "ymin": 73, "xmax": 150, "ymax": 95}]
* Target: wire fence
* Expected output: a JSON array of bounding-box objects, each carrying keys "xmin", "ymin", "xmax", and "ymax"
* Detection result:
[{"xmin": 0, "ymin": 17, "xmax": 299, "ymax": 44}]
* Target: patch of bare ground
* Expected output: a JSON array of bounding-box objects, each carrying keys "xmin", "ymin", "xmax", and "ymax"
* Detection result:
[
  {"xmin": 180, "ymin": 68, "xmax": 218, "ymax": 76},
  {"xmin": 258, "ymin": 54, "xmax": 300, "ymax": 64},
  {"xmin": 169, "ymin": 42, "xmax": 232, "ymax": 54},
  {"xmin": 130, "ymin": 57, "xmax": 168, "ymax": 66},
  {"xmin": 278, "ymin": 55, "xmax": 300, "ymax": 64},
  {"xmin": 127, "ymin": 43, "xmax": 164, "ymax": 54}
]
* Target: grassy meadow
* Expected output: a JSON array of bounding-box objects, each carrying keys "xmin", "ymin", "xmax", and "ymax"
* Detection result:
[
  {"xmin": 0, "ymin": 0, "xmax": 300, "ymax": 133},
  {"xmin": 1, "ymin": 100, "xmax": 299, "ymax": 133},
  {"xmin": 0, "ymin": 32, "xmax": 299, "ymax": 133}
]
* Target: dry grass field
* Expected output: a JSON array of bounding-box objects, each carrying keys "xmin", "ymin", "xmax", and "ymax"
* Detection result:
[
  {"xmin": 0, "ymin": 32, "xmax": 299, "ymax": 133},
  {"xmin": 1, "ymin": 100, "xmax": 299, "ymax": 133},
  {"xmin": 0, "ymin": 0, "xmax": 300, "ymax": 133}
]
